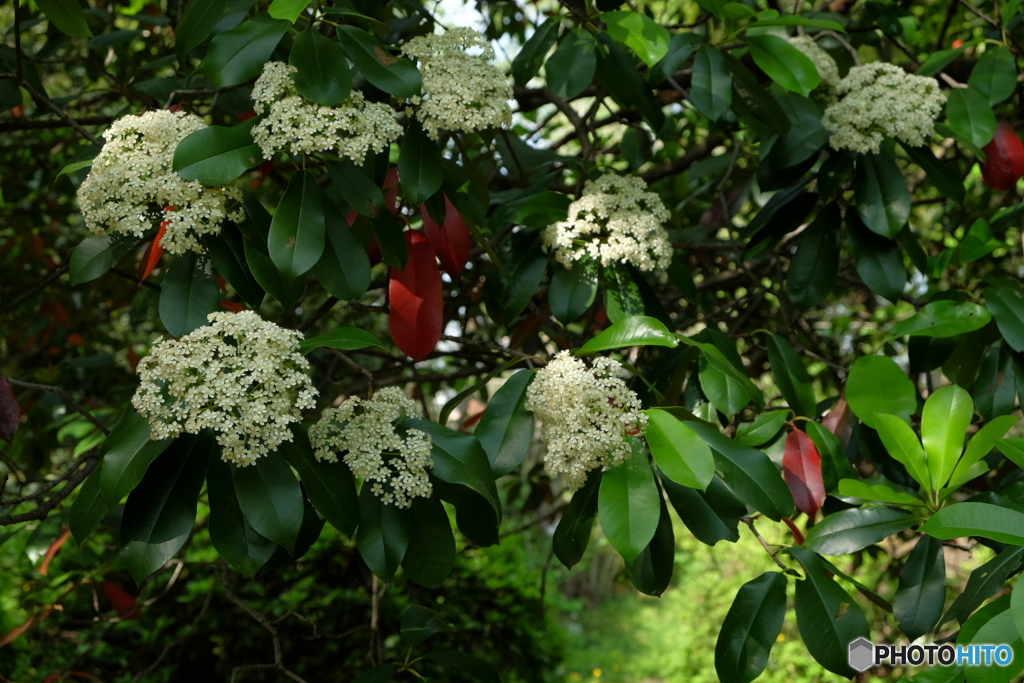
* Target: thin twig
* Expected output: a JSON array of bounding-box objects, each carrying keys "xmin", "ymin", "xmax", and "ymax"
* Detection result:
[
  {"xmin": 0, "ymin": 458, "xmax": 98, "ymax": 526},
  {"xmin": 329, "ymin": 349, "xmax": 374, "ymax": 396},
  {"xmin": 741, "ymin": 517, "xmax": 802, "ymax": 577},
  {"xmin": 297, "ymin": 297, "xmax": 339, "ymax": 333},
  {"xmin": 6, "ymin": 379, "xmax": 110, "ymax": 435}
]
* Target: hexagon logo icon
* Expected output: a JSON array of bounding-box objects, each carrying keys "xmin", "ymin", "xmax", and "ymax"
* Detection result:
[{"xmin": 848, "ymin": 637, "xmax": 874, "ymax": 672}]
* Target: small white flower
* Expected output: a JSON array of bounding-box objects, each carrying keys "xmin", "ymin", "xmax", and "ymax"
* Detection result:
[
  {"xmin": 524, "ymin": 351, "xmax": 647, "ymax": 491},
  {"xmin": 401, "ymin": 27, "xmax": 513, "ymax": 140},
  {"xmin": 788, "ymin": 36, "xmax": 840, "ymax": 95},
  {"xmin": 542, "ymin": 174, "xmax": 672, "ymax": 273},
  {"xmin": 823, "ymin": 62, "xmax": 946, "ymax": 154},
  {"xmin": 308, "ymin": 387, "xmax": 433, "ymax": 508},
  {"xmin": 77, "ymin": 110, "xmax": 245, "ymax": 255},
  {"xmin": 131, "ymin": 311, "xmax": 318, "ymax": 466},
  {"xmin": 251, "ymin": 61, "xmax": 402, "ymax": 164}
]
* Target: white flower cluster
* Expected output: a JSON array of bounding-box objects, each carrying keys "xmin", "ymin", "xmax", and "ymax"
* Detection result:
[
  {"xmin": 524, "ymin": 352, "xmax": 648, "ymax": 491},
  {"xmin": 76, "ymin": 110, "xmax": 245, "ymax": 255},
  {"xmin": 823, "ymin": 62, "xmax": 946, "ymax": 154},
  {"xmin": 401, "ymin": 27, "xmax": 513, "ymax": 140},
  {"xmin": 788, "ymin": 36, "xmax": 840, "ymax": 95},
  {"xmin": 308, "ymin": 387, "xmax": 433, "ymax": 508},
  {"xmin": 542, "ymin": 174, "xmax": 673, "ymax": 273},
  {"xmin": 251, "ymin": 61, "xmax": 402, "ymax": 164},
  {"xmin": 132, "ymin": 311, "xmax": 318, "ymax": 467}
]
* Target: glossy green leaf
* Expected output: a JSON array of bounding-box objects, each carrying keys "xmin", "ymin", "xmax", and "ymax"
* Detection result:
[
  {"xmin": 805, "ymin": 421, "xmax": 858, "ymax": 492},
  {"xmin": 918, "ymin": 45, "xmax": 968, "ymax": 77},
  {"xmin": 279, "ymin": 426, "xmax": 358, "ymax": 537},
  {"xmin": 554, "ymin": 470, "xmax": 602, "ymax": 569},
  {"xmin": 950, "ymin": 415, "xmax": 1017, "ymax": 485},
  {"xmin": 645, "ymin": 409, "xmax": 714, "ymax": 490},
  {"xmin": 754, "ymin": 16, "xmax": 846, "ymax": 31},
  {"xmin": 289, "ymin": 31, "xmax": 352, "ymax": 106},
  {"xmin": 401, "ymin": 605, "xmax": 455, "ymax": 647},
  {"xmin": 577, "ymin": 315, "xmax": 677, "ymax": 354},
  {"xmin": 804, "ymin": 508, "xmax": 916, "ymax": 555},
  {"xmin": 512, "ymin": 19, "xmax": 560, "ymax": 86},
  {"xmin": 120, "ymin": 432, "xmax": 215, "ymax": 582},
  {"xmin": 947, "ymin": 87, "xmax": 997, "ymax": 148},
  {"xmin": 846, "ymin": 213, "xmax": 907, "ymax": 303},
  {"xmin": 746, "ymin": 34, "xmax": 819, "ymax": 97},
  {"xmin": 325, "ymin": 160, "xmax": 385, "ymax": 218},
  {"xmin": 69, "ymin": 464, "xmax": 111, "ymax": 544},
  {"xmin": 268, "ymin": 0, "xmax": 312, "ymax": 23},
  {"xmin": 603, "ymin": 264, "xmax": 644, "ymax": 323},
  {"xmin": 647, "ymin": 33, "xmax": 702, "ymax": 85},
  {"xmin": 595, "ymin": 31, "xmax": 666, "ymax": 132},
  {"xmin": 845, "ymin": 356, "xmax": 916, "ymax": 430},
  {"xmin": 546, "ymin": 27, "xmax": 597, "ymax": 99},
  {"xmin": 893, "ymin": 536, "xmax": 946, "ymax": 641},
  {"xmin": 678, "ymin": 337, "xmax": 764, "ymax": 410},
  {"xmin": 598, "ymin": 439, "xmax": 661, "ymax": 563},
  {"xmin": 336, "ymin": 25, "xmax": 422, "ymax": 98},
  {"xmin": 662, "ymin": 474, "xmax": 745, "ymax": 546},
  {"xmin": 399, "ymin": 122, "xmax": 443, "ymax": 206},
  {"xmin": 269, "ymin": 169, "xmax": 325, "ymax": 280},
  {"xmin": 356, "ymin": 485, "xmax": 409, "ymax": 582},
  {"xmin": 691, "ymin": 45, "xmax": 732, "ymax": 121},
  {"xmin": 231, "ymin": 453, "xmax": 304, "ymax": 553},
  {"xmin": 432, "ymin": 478, "xmax": 498, "ymax": 547},
  {"xmin": 207, "ymin": 457, "xmax": 276, "ymax": 577},
  {"xmin": 904, "ymin": 145, "xmax": 965, "ymax": 205},
  {"xmin": 788, "ymin": 546, "xmax": 870, "ymax": 677},
  {"xmin": 173, "ymin": 119, "xmax": 261, "ymax": 186},
  {"xmin": 239, "ymin": 194, "xmax": 305, "ymax": 308},
  {"xmin": 942, "ymin": 547, "xmax": 1024, "ymax": 625},
  {"xmin": 404, "ymin": 418, "xmax": 500, "ymax": 516},
  {"xmin": 767, "ymin": 334, "xmax": 816, "ymax": 418},
  {"xmin": 37, "ymin": 0, "xmax": 92, "ymax": 38},
  {"xmin": 402, "ymin": 496, "xmax": 455, "ymax": 587},
  {"xmin": 875, "ymin": 413, "xmax": 930, "ymax": 490},
  {"xmin": 975, "ymin": 345, "xmax": 1017, "ymax": 420},
  {"xmin": 475, "ymin": 370, "xmax": 536, "ymax": 477},
  {"xmin": 176, "ymin": 0, "xmax": 226, "ymax": 62},
  {"xmin": 736, "ymin": 411, "xmax": 789, "ymax": 447},
  {"xmin": 98, "ymin": 410, "xmax": 171, "ymax": 506},
  {"xmin": 996, "ymin": 437, "xmax": 1024, "ymax": 472},
  {"xmin": 626, "ymin": 494, "xmax": 675, "ymax": 596},
  {"xmin": 715, "ymin": 572, "xmax": 788, "ymax": 683},
  {"xmin": 922, "ymin": 502, "xmax": 1024, "ymax": 545},
  {"xmin": 69, "ymin": 234, "xmax": 136, "ymax": 285},
  {"xmin": 968, "ymin": 46, "xmax": 1018, "ymax": 106},
  {"xmin": 885, "ymin": 301, "xmax": 992, "ymax": 341},
  {"xmin": 263, "ymin": 496, "xmax": 324, "ymax": 569},
  {"xmin": 921, "ymin": 384, "xmax": 973, "ymax": 490},
  {"xmin": 204, "ymin": 14, "xmax": 291, "ymax": 88},
  {"xmin": 600, "ymin": 11, "xmax": 671, "ymax": 67},
  {"xmin": 299, "ymin": 327, "xmax": 385, "ymax": 355},
  {"xmin": 788, "ymin": 204, "xmax": 840, "ymax": 310},
  {"xmin": 56, "ymin": 159, "xmax": 93, "ymax": 178},
  {"xmin": 985, "ymin": 286, "xmax": 1024, "ymax": 353},
  {"xmin": 837, "ymin": 479, "xmax": 926, "ymax": 507},
  {"xmin": 699, "ymin": 359, "xmax": 751, "ymax": 421},
  {"xmin": 203, "ymin": 224, "xmax": 265, "ymax": 309},
  {"xmin": 964, "ymin": 609, "xmax": 1024, "ymax": 683},
  {"xmin": 855, "ymin": 152, "xmax": 911, "ymax": 239},
  {"xmin": 961, "ymin": 218, "xmax": 1002, "ymax": 263},
  {"xmin": 314, "ymin": 217, "xmax": 370, "ymax": 301},
  {"xmin": 158, "ymin": 251, "xmax": 219, "ymax": 338}
]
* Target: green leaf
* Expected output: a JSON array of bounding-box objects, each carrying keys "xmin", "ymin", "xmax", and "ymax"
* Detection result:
[
  {"xmin": 626, "ymin": 494, "xmax": 675, "ymax": 596},
  {"xmin": 577, "ymin": 315, "xmax": 678, "ymax": 354},
  {"xmin": 921, "ymin": 384, "xmax": 973, "ymax": 491},
  {"xmin": 964, "ymin": 610, "xmax": 1024, "ymax": 683},
  {"xmin": 788, "ymin": 546, "xmax": 870, "ymax": 677},
  {"xmin": 314, "ymin": 216, "xmax": 370, "ymax": 302},
  {"xmin": 336, "ymin": 25, "xmax": 422, "ymax": 98},
  {"xmin": 845, "ymin": 356, "xmax": 917, "ymax": 430},
  {"xmin": 787, "ymin": 203, "xmax": 840, "ymax": 310},
  {"xmin": 372, "ymin": 211, "xmax": 408, "ymax": 271},
  {"xmin": 753, "ymin": 16, "xmax": 846, "ymax": 31},
  {"xmin": 475, "ymin": 370, "xmax": 536, "ymax": 478},
  {"xmin": 400, "ymin": 605, "xmax": 455, "ymax": 647},
  {"xmin": 158, "ymin": 251, "xmax": 219, "ymax": 338},
  {"xmin": 846, "ymin": 212, "xmax": 907, "ymax": 303},
  {"xmin": 647, "ymin": 33, "xmax": 702, "ymax": 85},
  {"xmin": 961, "ymin": 218, "xmax": 1002, "ymax": 263},
  {"xmin": 746, "ymin": 34, "xmax": 820, "ymax": 97},
  {"xmin": 837, "ymin": 479, "xmax": 926, "ymax": 507},
  {"xmin": 662, "ymin": 474, "xmax": 745, "ymax": 546},
  {"xmin": 203, "ymin": 223, "xmax": 266, "ymax": 309},
  {"xmin": 325, "ymin": 160, "xmax": 386, "ymax": 218},
  {"xmin": 204, "ymin": 14, "xmax": 291, "ymax": 88},
  {"xmin": 767, "ymin": 334, "xmax": 816, "ymax": 418},
  {"xmin": 401, "ymin": 496, "xmax": 456, "ymax": 587},
  {"xmin": 715, "ymin": 572, "xmax": 788, "ymax": 683},
  {"xmin": 554, "ymin": 470, "xmax": 602, "ymax": 569},
  {"xmin": 699, "ymin": 359, "xmax": 751, "ymax": 420},
  {"xmin": 951, "ymin": 415, "xmax": 1018, "ymax": 485},
  {"xmin": 805, "ymin": 421, "xmax": 859, "ymax": 492},
  {"xmin": 173, "ymin": 118, "xmax": 262, "ymax": 186},
  {"xmin": 432, "ymin": 478, "xmax": 498, "ymax": 547},
  {"xmin": 904, "ymin": 145, "xmax": 965, "ymax": 206},
  {"xmin": 299, "ymin": 327, "xmax": 385, "ymax": 355},
  {"xmin": 268, "ymin": 0, "xmax": 312, "ymax": 23},
  {"xmin": 403, "ymin": 418, "xmax": 500, "ymax": 516},
  {"xmin": 598, "ymin": 438, "xmax": 661, "ymax": 563},
  {"xmin": 289, "ymin": 31, "xmax": 352, "ymax": 106},
  {"xmin": 985, "ymin": 286, "xmax": 1024, "ymax": 353},
  {"xmin": 683, "ymin": 336, "xmax": 764, "ymax": 412},
  {"xmin": 120, "ymin": 432, "xmax": 215, "ymax": 582},
  {"xmin": 206, "ymin": 457, "xmax": 276, "ymax": 577},
  {"xmin": 269, "ymin": 169, "xmax": 325, "ymax": 280},
  {"xmin": 512, "ymin": 18, "xmax": 560, "ymax": 86},
  {"xmin": 279, "ymin": 426, "xmax": 358, "ymax": 537},
  {"xmin": 996, "ymin": 437, "xmax": 1024, "ymax": 472},
  {"xmin": 885, "ymin": 301, "xmax": 992, "ymax": 341},
  {"xmin": 176, "ymin": 0, "xmax": 226, "ymax": 62},
  {"xmin": 56, "ymin": 159, "xmax": 93, "ymax": 179},
  {"xmin": 942, "ymin": 547, "xmax": 1024, "ymax": 625},
  {"xmin": 918, "ymin": 45, "xmax": 968, "ymax": 77},
  {"xmin": 600, "ymin": 11, "xmax": 671, "ymax": 67},
  {"xmin": 804, "ymin": 508, "xmax": 916, "ymax": 555},
  {"xmin": 736, "ymin": 411, "xmax": 789, "ymax": 447},
  {"xmin": 947, "ymin": 87, "xmax": 997, "ymax": 148},
  {"xmin": 687, "ymin": 422, "xmax": 794, "ymax": 521},
  {"xmin": 894, "ymin": 536, "xmax": 946, "ymax": 641},
  {"xmin": 691, "ymin": 45, "xmax": 732, "ymax": 121},
  {"xmin": 855, "ymin": 152, "xmax": 911, "ymax": 239},
  {"xmin": 69, "ymin": 464, "xmax": 112, "ymax": 543},
  {"xmin": 399, "ymin": 121, "xmax": 443, "ymax": 206},
  {"xmin": 263, "ymin": 496, "xmax": 324, "ymax": 569},
  {"xmin": 921, "ymin": 502, "xmax": 1024, "ymax": 545},
  {"xmin": 969, "ymin": 46, "xmax": 1018, "ymax": 106},
  {"xmin": 231, "ymin": 453, "xmax": 305, "ymax": 553},
  {"xmin": 874, "ymin": 413, "xmax": 930, "ymax": 490},
  {"xmin": 546, "ymin": 27, "xmax": 597, "ymax": 99},
  {"xmin": 98, "ymin": 410, "xmax": 171, "ymax": 506},
  {"xmin": 423, "ymin": 650, "xmax": 500, "ymax": 683},
  {"xmin": 549, "ymin": 262, "xmax": 598, "ymax": 325},
  {"xmin": 69, "ymin": 234, "xmax": 136, "ymax": 285},
  {"xmin": 356, "ymin": 485, "xmax": 409, "ymax": 582},
  {"xmin": 37, "ymin": 0, "xmax": 92, "ymax": 38},
  {"xmin": 645, "ymin": 409, "xmax": 714, "ymax": 490}
]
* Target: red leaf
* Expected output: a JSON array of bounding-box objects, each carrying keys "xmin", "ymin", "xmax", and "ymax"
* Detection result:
[
  {"xmin": 782, "ymin": 429, "xmax": 825, "ymax": 517},
  {"xmin": 103, "ymin": 582, "xmax": 140, "ymax": 620},
  {"xmin": 384, "ymin": 167, "xmax": 401, "ymax": 215},
  {"xmin": 782, "ymin": 517, "xmax": 806, "ymax": 545},
  {"xmin": 421, "ymin": 195, "xmax": 471, "ymax": 277},
  {"xmin": 0, "ymin": 377, "xmax": 20, "ymax": 444},
  {"xmin": 38, "ymin": 527, "xmax": 72, "ymax": 577},
  {"xmin": 138, "ymin": 221, "xmax": 167, "ymax": 282},
  {"xmin": 981, "ymin": 121, "xmax": 1024, "ymax": 191},
  {"xmin": 220, "ymin": 300, "xmax": 246, "ymax": 313},
  {"xmin": 389, "ymin": 231, "xmax": 443, "ymax": 361},
  {"xmin": 822, "ymin": 396, "xmax": 852, "ymax": 447},
  {"xmin": 0, "ymin": 608, "xmax": 52, "ymax": 648},
  {"xmin": 238, "ymin": 109, "xmax": 257, "ymax": 122}
]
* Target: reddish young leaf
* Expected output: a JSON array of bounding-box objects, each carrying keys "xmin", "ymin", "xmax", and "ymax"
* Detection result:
[
  {"xmin": 822, "ymin": 396, "xmax": 852, "ymax": 446},
  {"xmin": 38, "ymin": 527, "xmax": 72, "ymax": 577},
  {"xmin": 103, "ymin": 582, "xmax": 140, "ymax": 620},
  {"xmin": 384, "ymin": 167, "xmax": 401, "ymax": 215},
  {"xmin": 421, "ymin": 195, "xmax": 472, "ymax": 277},
  {"xmin": 0, "ymin": 377, "xmax": 20, "ymax": 444},
  {"xmin": 389, "ymin": 231, "xmax": 443, "ymax": 361},
  {"xmin": 238, "ymin": 109, "xmax": 257, "ymax": 122},
  {"xmin": 138, "ymin": 220, "xmax": 168, "ymax": 282},
  {"xmin": 782, "ymin": 517, "xmax": 806, "ymax": 545},
  {"xmin": 220, "ymin": 300, "xmax": 246, "ymax": 313},
  {"xmin": 981, "ymin": 121, "xmax": 1024, "ymax": 191},
  {"xmin": 782, "ymin": 429, "xmax": 825, "ymax": 517}
]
